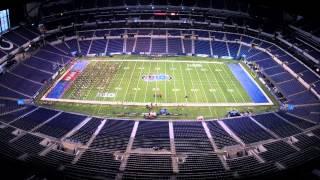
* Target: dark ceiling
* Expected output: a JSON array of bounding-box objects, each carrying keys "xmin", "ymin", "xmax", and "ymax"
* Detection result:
[
  {"xmin": 0, "ymin": 0, "xmax": 318, "ymax": 26},
  {"xmin": 0, "ymin": 0, "xmax": 316, "ymax": 14}
]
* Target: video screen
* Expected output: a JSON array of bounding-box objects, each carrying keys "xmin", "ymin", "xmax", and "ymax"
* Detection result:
[{"xmin": 0, "ymin": 9, "xmax": 10, "ymax": 33}]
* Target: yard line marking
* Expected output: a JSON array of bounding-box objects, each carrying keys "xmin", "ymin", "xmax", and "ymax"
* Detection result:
[
  {"xmin": 112, "ymin": 61, "xmax": 129, "ymax": 102},
  {"xmin": 95, "ymin": 62, "xmax": 119, "ymax": 115},
  {"xmin": 98, "ymin": 62, "xmax": 118, "ymax": 97},
  {"xmin": 109, "ymin": 61, "xmax": 124, "ymax": 95},
  {"xmin": 80, "ymin": 63, "xmax": 97, "ymax": 99},
  {"xmin": 212, "ymin": 63, "xmax": 237, "ymax": 103},
  {"xmin": 184, "ymin": 63, "xmax": 199, "ymax": 102},
  {"xmin": 220, "ymin": 65, "xmax": 243, "ymax": 102},
  {"xmin": 122, "ymin": 61, "xmax": 138, "ymax": 102},
  {"xmin": 178, "ymin": 62, "xmax": 188, "ymax": 103},
  {"xmin": 93, "ymin": 63, "xmax": 122, "ymax": 114},
  {"xmin": 155, "ymin": 61, "xmax": 159, "ymax": 104},
  {"xmin": 171, "ymin": 62, "xmax": 178, "ymax": 103},
  {"xmin": 91, "ymin": 61, "xmax": 112, "ymax": 100},
  {"xmin": 202, "ymin": 64, "xmax": 219, "ymax": 104},
  {"xmin": 82, "ymin": 59, "xmax": 123, "ymax": 114},
  {"xmin": 143, "ymin": 62, "xmax": 153, "ymax": 103},
  {"xmin": 133, "ymin": 61, "xmax": 145, "ymax": 102},
  {"xmin": 82, "ymin": 61, "xmax": 99, "ymax": 100},
  {"xmin": 193, "ymin": 63, "xmax": 215, "ymax": 117},
  {"xmin": 206, "ymin": 63, "xmax": 228, "ymax": 102},
  {"xmin": 164, "ymin": 60, "xmax": 167, "ymax": 102}
]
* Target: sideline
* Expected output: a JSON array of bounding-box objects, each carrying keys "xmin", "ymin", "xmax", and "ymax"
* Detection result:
[{"xmin": 41, "ymin": 97, "xmax": 274, "ymax": 107}]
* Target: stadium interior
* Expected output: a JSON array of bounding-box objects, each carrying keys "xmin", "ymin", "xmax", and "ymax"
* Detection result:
[{"xmin": 0, "ymin": 0, "xmax": 319, "ymax": 179}]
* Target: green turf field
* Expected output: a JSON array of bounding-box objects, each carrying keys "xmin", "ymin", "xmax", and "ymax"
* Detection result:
[
  {"xmin": 39, "ymin": 56, "xmax": 278, "ymax": 119},
  {"xmin": 62, "ymin": 59, "xmax": 252, "ymax": 104}
]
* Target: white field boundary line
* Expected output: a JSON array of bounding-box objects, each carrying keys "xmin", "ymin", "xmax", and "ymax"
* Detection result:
[
  {"xmin": 41, "ymin": 97, "xmax": 274, "ymax": 107},
  {"xmin": 206, "ymin": 63, "xmax": 228, "ymax": 102},
  {"xmin": 91, "ymin": 59, "xmax": 224, "ymax": 64},
  {"xmin": 201, "ymin": 65, "xmax": 219, "ymax": 117},
  {"xmin": 239, "ymin": 63, "xmax": 273, "ymax": 105},
  {"xmin": 41, "ymin": 60, "xmax": 273, "ymax": 106}
]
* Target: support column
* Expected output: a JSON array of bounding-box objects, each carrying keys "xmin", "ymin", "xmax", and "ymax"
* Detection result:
[{"xmin": 169, "ymin": 121, "xmax": 179, "ymax": 173}]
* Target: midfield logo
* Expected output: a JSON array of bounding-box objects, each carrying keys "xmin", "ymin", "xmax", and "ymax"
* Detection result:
[{"xmin": 142, "ymin": 74, "xmax": 172, "ymax": 82}]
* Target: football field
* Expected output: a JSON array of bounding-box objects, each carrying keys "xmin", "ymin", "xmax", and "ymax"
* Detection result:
[
  {"xmin": 43, "ymin": 57, "xmax": 274, "ymax": 107},
  {"xmin": 65, "ymin": 59, "xmax": 252, "ymax": 104},
  {"xmin": 40, "ymin": 56, "xmax": 277, "ymax": 119}
]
